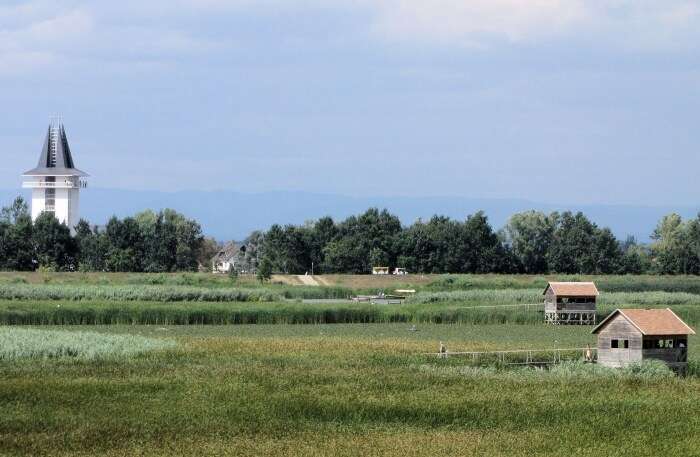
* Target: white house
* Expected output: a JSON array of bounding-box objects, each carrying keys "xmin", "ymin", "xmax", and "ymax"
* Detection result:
[
  {"xmin": 211, "ymin": 242, "xmax": 242, "ymax": 273},
  {"xmin": 22, "ymin": 119, "xmax": 88, "ymax": 232}
]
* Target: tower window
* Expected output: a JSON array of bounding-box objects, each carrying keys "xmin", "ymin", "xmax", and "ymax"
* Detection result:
[{"xmin": 45, "ymin": 187, "xmax": 55, "ymax": 212}]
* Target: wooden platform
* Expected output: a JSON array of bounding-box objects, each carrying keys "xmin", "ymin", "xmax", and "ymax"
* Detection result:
[
  {"xmin": 544, "ymin": 310, "xmax": 597, "ymax": 325},
  {"xmin": 425, "ymin": 347, "xmax": 597, "ymax": 366}
]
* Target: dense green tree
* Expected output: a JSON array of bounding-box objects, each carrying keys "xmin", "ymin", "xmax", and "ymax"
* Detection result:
[
  {"xmin": 32, "ymin": 212, "xmax": 77, "ymax": 271},
  {"xmin": 262, "ymin": 224, "xmax": 314, "ymax": 274},
  {"xmin": 104, "ymin": 217, "xmax": 144, "ymax": 272},
  {"xmin": 619, "ymin": 236, "xmax": 651, "ymax": 274},
  {"xmin": 396, "ymin": 216, "xmax": 463, "ymax": 273},
  {"xmin": 0, "ymin": 197, "xmax": 29, "ymax": 225},
  {"xmin": 309, "ymin": 217, "xmax": 337, "ymax": 273},
  {"xmin": 459, "ymin": 211, "xmax": 512, "ymax": 273},
  {"xmin": 502, "ymin": 211, "xmax": 555, "ymax": 274},
  {"xmin": 650, "ymin": 213, "xmax": 700, "ymax": 274},
  {"xmin": 257, "ymin": 256, "xmax": 273, "ymax": 282},
  {"xmin": 547, "ymin": 212, "xmax": 596, "ymax": 274},
  {"xmin": 323, "ymin": 208, "xmax": 402, "ymax": 274},
  {"xmin": 75, "ymin": 220, "xmax": 108, "ymax": 272},
  {"xmin": 168, "ymin": 210, "xmax": 203, "ymax": 272},
  {"xmin": 198, "ymin": 237, "xmax": 221, "ymax": 271},
  {"xmin": 547, "ymin": 212, "xmax": 624, "ymax": 274},
  {"xmin": 0, "ymin": 197, "xmax": 34, "ymax": 271}
]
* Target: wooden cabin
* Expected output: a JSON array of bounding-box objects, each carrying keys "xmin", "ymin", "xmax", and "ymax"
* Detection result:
[
  {"xmin": 543, "ymin": 282, "xmax": 598, "ymax": 325},
  {"xmin": 592, "ymin": 308, "xmax": 695, "ymax": 373}
]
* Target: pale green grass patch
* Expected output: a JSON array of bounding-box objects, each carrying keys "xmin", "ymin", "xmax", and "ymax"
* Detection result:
[{"xmin": 0, "ymin": 327, "xmax": 176, "ymax": 360}]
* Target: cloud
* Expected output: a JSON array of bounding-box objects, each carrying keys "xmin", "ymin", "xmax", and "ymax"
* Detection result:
[
  {"xmin": 0, "ymin": 2, "xmax": 220, "ymax": 77},
  {"xmin": 366, "ymin": 0, "xmax": 587, "ymax": 46},
  {"xmin": 362, "ymin": 0, "xmax": 700, "ymax": 49},
  {"xmin": 1, "ymin": 0, "xmax": 698, "ymax": 78}
]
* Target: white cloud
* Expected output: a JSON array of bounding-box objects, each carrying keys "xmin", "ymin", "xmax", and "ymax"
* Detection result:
[
  {"xmin": 1, "ymin": 0, "xmax": 698, "ymax": 78},
  {"xmin": 367, "ymin": 0, "xmax": 588, "ymax": 46},
  {"xmin": 0, "ymin": 3, "xmax": 219, "ymax": 76},
  {"xmin": 362, "ymin": 0, "xmax": 700, "ymax": 49}
]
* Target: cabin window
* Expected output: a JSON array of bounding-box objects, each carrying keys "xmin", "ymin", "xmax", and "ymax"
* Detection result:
[
  {"xmin": 611, "ymin": 339, "xmax": 628, "ymax": 349},
  {"xmin": 655, "ymin": 339, "xmax": 674, "ymax": 349}
]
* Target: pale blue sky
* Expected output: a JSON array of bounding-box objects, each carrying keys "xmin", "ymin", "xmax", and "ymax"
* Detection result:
[{"xmin": 1, "ymin": 0, "xmax": 699, "ymax": 205}]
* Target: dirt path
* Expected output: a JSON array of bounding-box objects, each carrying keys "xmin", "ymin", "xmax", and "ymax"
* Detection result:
[
  {"xmin": 297, "ymin": 275, "xmax": 320, "ymax": 286},
  {"xmin": 315, "ymin": 276, "xmax": 333, "ymax": 286}
]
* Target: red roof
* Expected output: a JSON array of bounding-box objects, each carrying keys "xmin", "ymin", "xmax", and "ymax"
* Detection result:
[
  {"xmin": 592, "ymin": 308, "xmax": 696, "ymax": 336},
  {"xmin": 544, "ymin": 282, "xmax": 599, "ymax": 297}
]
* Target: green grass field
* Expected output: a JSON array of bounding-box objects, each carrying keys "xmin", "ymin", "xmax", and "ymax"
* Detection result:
[
  {"xmin": 1, "ymin": 273, "xmax": 700, "ymax": 456},
  {"xmin": 1, "ymin": 324, "xmax": 698, "ymax": 456}
]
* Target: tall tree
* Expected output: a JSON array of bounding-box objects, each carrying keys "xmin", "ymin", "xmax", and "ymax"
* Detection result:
[
  {"xmin": 650, "ymin": 213, "xmax": 699, "ymax": 274},
  {"xmin": 32, "ymin": 212, "xmax": 77, "ymax": 271},
  {"xmin": 323, "ymin": 208, "xmax": 402, "ymax": 273},
  {"xmin": 459, "ymin": 211, "xmax": 511, "ymax": 273},
  {"xmin": 0, "ymin": 197, "xmax": 29, "ymax": 225},
  {"xmin": 502, "ymin": 211, "xmax": 555, "ymax": 274},
  {"xmin": 74, "ymin": 220, "xmax": 108, "ymax": 272}
]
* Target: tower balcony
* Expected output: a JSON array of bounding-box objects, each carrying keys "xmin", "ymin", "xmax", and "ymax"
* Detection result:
[{"xmin": 22, "ymin": 179, "xmax": 87, "ymax": 189}]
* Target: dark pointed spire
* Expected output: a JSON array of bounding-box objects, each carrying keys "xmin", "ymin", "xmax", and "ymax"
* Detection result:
[{"xmin": 23, "ymin": 120, "xmax": 88, "ymax": 177}]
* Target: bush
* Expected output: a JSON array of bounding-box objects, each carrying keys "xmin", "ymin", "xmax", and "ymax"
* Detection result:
[{"xmin": 621, "ymin": 360, "xmax": 675, "ymax": 379}]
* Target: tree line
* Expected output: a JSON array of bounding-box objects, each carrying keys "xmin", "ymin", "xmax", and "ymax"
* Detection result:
[
  {"xmin": 0, "ymin": 197, "xmax": 206, "ymax": 272},
  {"xmin": 3, "ymin": 195, "xmax": 700, "ymax": 275},
  {"xmin": 249, "ymin": 208, "xmax": 700, "ymax": 275}
]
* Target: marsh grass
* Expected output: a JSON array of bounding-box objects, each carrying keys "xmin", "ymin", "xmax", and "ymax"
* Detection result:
[
  {"xmin": 0, "ymin": 283, "xmax": 353, "ymax": 303},
  {"xmin": 0, "ymin": 324, "xmax": 697, "ymax": 457},
  {"xmin": 416, "ymin": 359, "xmax": 676, "ymax": 381},
  {"xmin": 1, "ymin": 298, "xmax": 699, "ymax": 326},
  {"xmin": 425, "ymin": 274, "xmax": 700, "ymax": 293},
  {"xmin": 0, "ymin": 327, "xmax": 176, "ymax": 360},
  {"xmin": 410, "ymin": 288, "xmax": 700, "ymax": 306}
]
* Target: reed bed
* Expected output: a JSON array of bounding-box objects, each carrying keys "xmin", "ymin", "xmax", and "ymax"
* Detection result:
[
  {"xmin": 2, "ymin": 300, "xmax": 699, "ymax": 326},
  {"xmin": 426, "ymin": 274, "xmax": 700, "ymax": 293},
  {"xmin": 0, "ymin": 284, "xmax": 352, "ymax": 302},
  {"xmin": 1, "ymin": 324, "xmax": 697, "ymax": 457},
  {"xmin": 0, "ymin": 327, "xmax": 176, "ymax": 360},
  {"xmin": 409, "ymin": 289, "xmax": 700, "ymax": 306},
  {"xmin": 417, "ymin": 359, "xmax": 676, "ymax": 380}
]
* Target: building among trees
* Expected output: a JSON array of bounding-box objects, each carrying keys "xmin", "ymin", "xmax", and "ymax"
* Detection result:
[
  {"xmin": 592, "ymin": 308, "xmax": 695, "ymax": 373},
  {"xmin": 22, "ymin": 118, "xmax": 88, "ymax": 233},
  {"xmin": 543, "ymin": 281, "xmax": 598, "ymax": 325},
  {"xmin": 211, "ymin": 242, "xmax": 244, "ymax": 273}
]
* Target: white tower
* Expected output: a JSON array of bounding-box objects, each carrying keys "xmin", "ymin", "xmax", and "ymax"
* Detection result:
[{"xmin": 22, "ymin": 118, "xmax": 88, "ymax": 231}]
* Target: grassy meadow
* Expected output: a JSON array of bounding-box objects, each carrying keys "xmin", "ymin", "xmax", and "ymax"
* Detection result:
[
  {"xmin": 2, "ymin": 273, "xmax": 700, "ymax": 326},
  {"xmin": 1, "ymin": 324, "xmax": 699, "ymax": 456},
  {"xmin": 1, "ymin": 273, "xmax": 700, "ymax": 456}
]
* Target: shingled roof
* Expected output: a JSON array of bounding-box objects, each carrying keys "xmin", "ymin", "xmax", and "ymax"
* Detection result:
[
  {"xmin": 592, "ymin": 308, "xmax": 696, "ymax": 336},
  {"xmin": 211, "ymin": 242, "xmax": 239, "ymax": 263},
  {"xmin": 23, "ymin": 123, "xmax": 88, "ymax": 177},
  {"xmin": 543, "ymin": 282, "xmax": 599, "ymax": 297}
]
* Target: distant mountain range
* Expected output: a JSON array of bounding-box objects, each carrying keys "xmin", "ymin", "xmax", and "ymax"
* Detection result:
[{"xmin": 2, "ymin": 188, "xmax": 698, "ymax": 242}]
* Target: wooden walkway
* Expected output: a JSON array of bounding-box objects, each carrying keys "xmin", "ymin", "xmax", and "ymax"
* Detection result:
[
  {"xmin": 424, "ymin": 347, "xmax": 597, "ymax": 365},
  {"xmin": 448, "ymin": 303, "xmax": 542, "ymax": 310}
]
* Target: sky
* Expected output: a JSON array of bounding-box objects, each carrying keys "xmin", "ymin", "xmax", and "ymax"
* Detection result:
[{"xmin": 1, "ymin": 0, "xmax": 699, "ymax": 206}]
